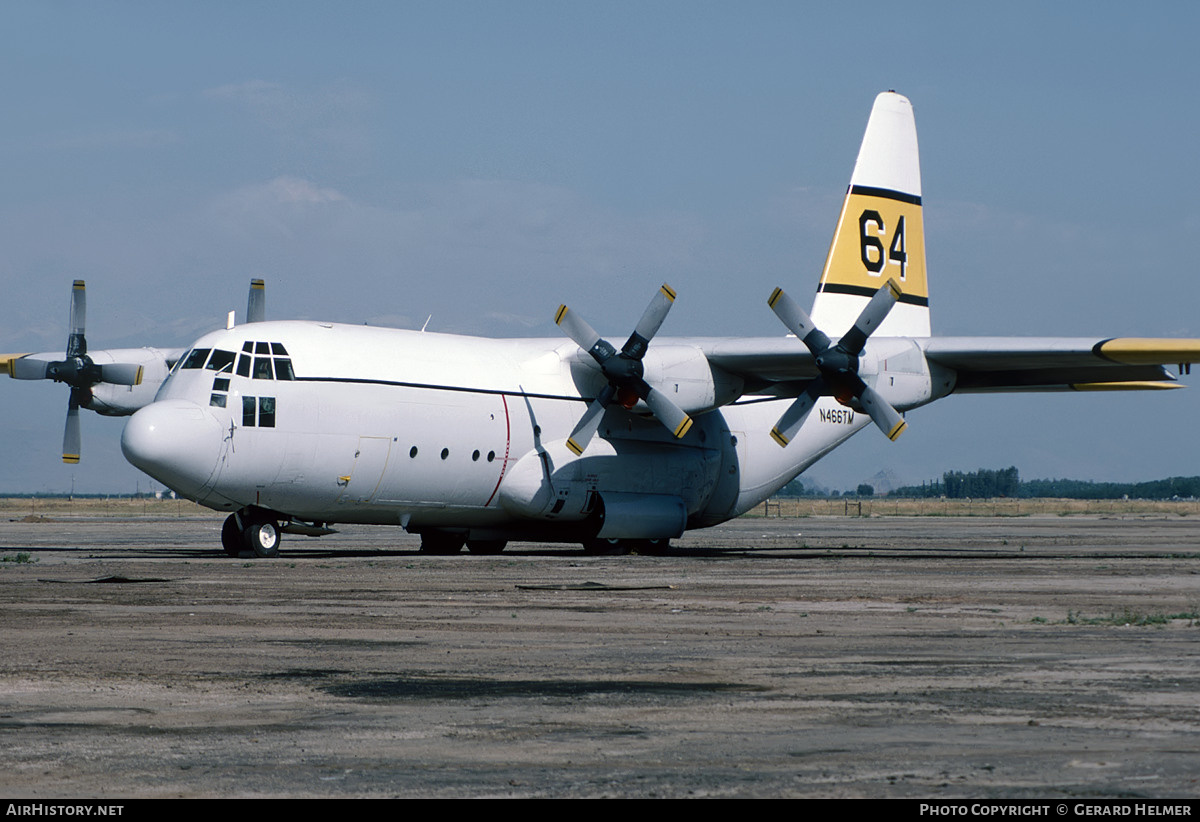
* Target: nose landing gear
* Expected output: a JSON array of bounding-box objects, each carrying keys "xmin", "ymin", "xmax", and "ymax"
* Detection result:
[{"xmin": 221, "ymin": 509, "xmax": 282, "ymax": 558}]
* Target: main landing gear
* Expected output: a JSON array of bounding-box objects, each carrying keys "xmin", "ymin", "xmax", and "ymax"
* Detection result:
[
  {"xmin": 222, "ymin": 509, "xmax": 281, "ymax": 558},
  {"xmin": 581, "ymin": 538, "xmax": 670, "ymax": 555},
  {"xmin": 418, "ymin": 532, "xmax": 508, "ymax": 554}
]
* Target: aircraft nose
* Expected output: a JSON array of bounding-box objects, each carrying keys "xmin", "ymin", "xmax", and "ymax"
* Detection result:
[{"xmin": 122, "ymin": 400, "xmax": 223, "ymax": 496}]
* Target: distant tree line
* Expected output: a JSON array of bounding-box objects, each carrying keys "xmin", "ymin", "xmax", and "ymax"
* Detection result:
[{"xmin": 890, "ymin": 468, "xmax": 1200, "ymax": 500}]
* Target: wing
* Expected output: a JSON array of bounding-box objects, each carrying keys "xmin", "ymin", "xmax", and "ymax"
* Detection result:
[{"xmin": 921, "ymin": 337, "xmax": 1200, "ymax": 392}]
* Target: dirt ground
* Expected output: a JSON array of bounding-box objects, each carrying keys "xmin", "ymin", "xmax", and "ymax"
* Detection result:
[{"xmin": 1, "ymin": 510, "xmax": 1198, "ymax": 798}]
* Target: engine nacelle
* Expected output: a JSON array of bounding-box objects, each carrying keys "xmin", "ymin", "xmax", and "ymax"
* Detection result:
[
  {"xmin": 88, "ymin": 348, "xmax": 174, "ymax": 416},
  {"xmin": 568, "ymin": 344, "xmax": 743, "ymax": 416}
]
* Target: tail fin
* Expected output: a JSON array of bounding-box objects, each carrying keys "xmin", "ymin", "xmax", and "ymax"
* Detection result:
[{"xmin": 810, "ymin": 92, "xmax": 930, "ymax": 338}]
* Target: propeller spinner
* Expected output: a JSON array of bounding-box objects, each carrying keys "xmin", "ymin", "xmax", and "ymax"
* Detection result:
[
  {"xmin": 766, "ymin": 278, "xmax": 907, "ymax": 447},
  {"xmin": 555, "ymin": 283, "xmax": 693, "ymax": 456},
  {"xmin": 6, "ymin": 280, "xmax": 143, "ymax": 463}
]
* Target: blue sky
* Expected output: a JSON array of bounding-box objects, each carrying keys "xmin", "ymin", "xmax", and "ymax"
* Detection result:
[{"xmin": 2, "ymin": 1, "xmax": 1198, "ymax": 494}]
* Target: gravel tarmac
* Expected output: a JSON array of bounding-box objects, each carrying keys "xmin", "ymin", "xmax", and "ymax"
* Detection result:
[{"xmin": 1, "ymin": 512, "xmax": 1197, "ymax": 798}]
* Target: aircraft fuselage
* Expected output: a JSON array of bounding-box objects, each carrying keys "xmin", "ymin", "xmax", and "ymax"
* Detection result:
[{"xmin": 121, "ymin": 320, "xmax": 875, "ymax": 544}]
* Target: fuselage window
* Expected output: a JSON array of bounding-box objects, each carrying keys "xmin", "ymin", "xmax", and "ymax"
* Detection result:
[
  {"xmin": 409, "ymin": 446, "xmax": 418, "ymax": 458},
  {"xmin": 440, "ymin": 448, "xmax": 449, "ymax": 460},
  {"xmin": 258, "ymin": 397, "xmax": 276, "ymax": 427},
  {"xmin": 487, "ymin": 451, "xmax": 495, "ymax": 462},
  {"xmin": 242, "ymin": 396, "xmax": 256, "ymax": 427},
  {"xmin": 206, "ymin": 349, "xmax": 236, "ymax": 373},
  {"xmin": 274, "ymin": 358, "xmax": 295, "ymax": 380},
  {"xmin": 213, "ymin": 377, "xmax": 230, "ymax": 392},
  {"xmin": 253, "ymin": 357, "xmax": 274, "ymax": 380},
  {"xmin": 181, "ymin": 348, "xmax": 211, "ymax": 369}
]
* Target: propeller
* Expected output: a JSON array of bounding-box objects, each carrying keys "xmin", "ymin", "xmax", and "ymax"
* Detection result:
[
  {"xmin": 555, "ymin": 283, "xmax": 693, "ymax": 456},
  {"xmin": 766, "ymin": 278, "xmax": 907, "ymax": 447},
  {"xmin": 6, "ymin": 280, "xmax": 143, "ymax": 463}
]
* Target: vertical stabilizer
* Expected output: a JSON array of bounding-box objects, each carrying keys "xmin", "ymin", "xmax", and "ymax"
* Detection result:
[{"xmin": 810, "ymin": 92, "xmax": 930, "ymax": 338}]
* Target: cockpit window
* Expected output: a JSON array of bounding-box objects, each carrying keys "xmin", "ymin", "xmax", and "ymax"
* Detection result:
[
  {"xmin": 181, "ymin": 348, "xmax": 211, "ymax": 369},
  {"xmin": 205, "ymin": 349, "xmax": 236, "ymax": 373},
  {"xmin": 252, "ymin": 357, "xmax": 274, "ymax": 380},
  {"xmin": 234, "ymin": 341, "xmax": 296, "ymax": 380}
]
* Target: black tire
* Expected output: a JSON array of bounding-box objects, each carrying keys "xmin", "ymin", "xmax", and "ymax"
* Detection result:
[
  {"xmin": 635, "ymin": 538, "xmax": 671, "ymax": 555},
  {"xmin": 466, "ymin": 539, "xmax": 507, "ymax": 555},
  {"xmin": 221, "ymin": 514, "xmax": 243, "ymax": 557},
  {"xmin": 420, "ymin": 532, "xmax": 465, "ymax": 555},
  {"xmin": 244, "ymin": 516, "xmax": 281, "ymax": 558},
  {"xmin": 582, "ymin": 538, "xmax": 631, "ymax": 556}
]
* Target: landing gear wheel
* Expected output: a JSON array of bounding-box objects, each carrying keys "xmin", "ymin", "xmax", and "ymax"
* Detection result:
[
  {"xmin": 582, "ymin": 538, "xmax": 631, "ymax": 556},
  {"xmin": 635, "ymin": 538, "xmax": 670, "ymax": 555},
  {"xmin": 221, "ymin": 514, "xmax": 243, "ymax": 557},
  {"xmin": 244, "ymin": 515, "xmax": 280, "ymax": 558},
  {"xmin": 466, "ymin": 539, "xmax": 507, "ymax": 555},
  {"xmin": 420, "ymin": 533, "xmax": 466, "ymax": 555}
]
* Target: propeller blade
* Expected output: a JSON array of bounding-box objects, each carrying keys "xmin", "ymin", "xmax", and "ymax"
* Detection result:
[
  {"xmin": 837, "ymin": 278, "xmax": 901, "ymax": 356},
  {"xmin": 554, "ymin": 304, "xmax": 615, "ymax": 364},
  {"xmin": 769, "ymin": 378, "xmax": 824, "ymax": 447},
  {"xmin": 246, "ymin": 278, "xmax": 266, "ymax": 323},
  {"xmin": 565, "ymin": 385, "xmax": 616, "ymax": 456},
  {"xmin": 62, "ymin": 400, "xmax": 81, "ymax": 464},
  {"xmin": 6, "ymin": 355, "xmax": 51, "ymax": 380},
  {"xmin": 857, "ymin": 383, "xmax": 907, "ymax": 441},
  {"xmin": 639, "ymin": 382, "xmax": 694, "ymax": 439},
  {"xmin": 767, "ymin": 287, "xmax": 830, "ymax": 356},
  {"xmin": 622, "ymin": 283, "xmax": 677, "ymax": 359},
  {"xmin": 66, "ymin": 280, "xmax": 87, "ymax": 358},
  {"xmin": 99, "ymin": 363, "xmax": 144, "ymax": 386}
]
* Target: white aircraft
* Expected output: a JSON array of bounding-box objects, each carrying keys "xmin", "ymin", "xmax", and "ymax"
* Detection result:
[{"xmin": 4, "ymin": 92, "xmax": 1199, "ymax": 557}]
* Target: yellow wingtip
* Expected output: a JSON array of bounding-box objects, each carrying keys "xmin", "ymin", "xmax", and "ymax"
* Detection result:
[{"xmin": 1070, "ymin": 381, "xmax": 1184, "ymax": 391}]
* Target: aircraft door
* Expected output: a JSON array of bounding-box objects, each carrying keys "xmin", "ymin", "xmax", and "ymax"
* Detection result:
[{"xmin": 338, "ymin": 436, "xmax": 392, "ymax": 504}]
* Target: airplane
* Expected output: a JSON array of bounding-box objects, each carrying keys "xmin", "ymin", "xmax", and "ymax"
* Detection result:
[{"xmin": 4, "ymin": 92, "xmax": 1199, "ymax": 558}]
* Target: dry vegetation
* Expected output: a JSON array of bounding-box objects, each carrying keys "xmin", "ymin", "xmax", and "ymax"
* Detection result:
[
  {"xmin": 755, "ymin": 496, "xmax": 1200, "ymax": 517},
  {"xmin": 2, "ymin": 495, "xmax": 1197, "ymax": 521}
]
